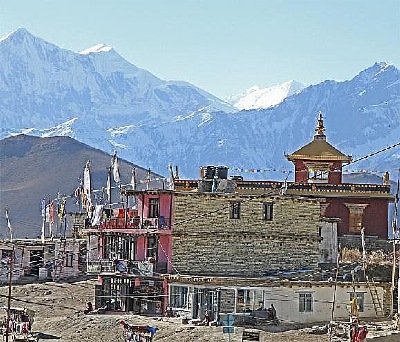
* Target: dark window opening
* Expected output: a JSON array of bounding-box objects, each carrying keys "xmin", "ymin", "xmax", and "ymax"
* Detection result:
[
  {"xmin": 263, "ymin": 202, "xmax": 273, "ymax": 221},
  {"xmin": 230, "ymin": 202, "xmax": 241, "ymax": 219},
  {"xmin": 149, "ymin": 198, "xmax": 160, "ymax": 218},
  {"xmin": 147, "ymin": 235, "xmax": 158, "ymax": 259},
  {"xmin": 299, "ymin": 293, "xmax": 313, "ymax": 312},
  {"xmin": 65, "ymin": 251, "xmax": 73, "ymax": 267}
]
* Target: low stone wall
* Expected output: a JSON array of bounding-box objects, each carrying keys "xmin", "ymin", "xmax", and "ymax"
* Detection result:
[{"xmin": 339, "ymin": 235, "xmax": 392, "ymax": 252}]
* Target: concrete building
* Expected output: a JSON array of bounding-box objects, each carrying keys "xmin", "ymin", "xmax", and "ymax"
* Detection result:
[
  {"xmin": 166, "ymin": 275, "xmax": 390, "ymax": 324},
  {"xmin": 85, "ymin": 189, "xmax": 173, "ymax": 315},
  {"xmin": 0, "ymin": 238, "xmax": 86, "ymax": 284}
]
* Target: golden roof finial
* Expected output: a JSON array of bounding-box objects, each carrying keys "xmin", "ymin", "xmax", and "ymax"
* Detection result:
[{"xmin": 314, "ymin": 112, "xmax": 326, "ymax": 139}]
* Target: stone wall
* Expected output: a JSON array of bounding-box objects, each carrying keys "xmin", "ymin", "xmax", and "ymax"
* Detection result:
[
  {"xmin": 338, "ymin": 235, "xmax": 392, "ymax": 252},
  {"xmin": 172, "ymin": 193, "xmax": 321, "ymax": 277},
  {"xmin": 220, "ymin": 288, "xmax": 236, "ymax": 313}
]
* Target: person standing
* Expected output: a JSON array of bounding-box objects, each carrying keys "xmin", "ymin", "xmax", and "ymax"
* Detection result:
[{"xmin": 270, "ymin": 304, "xmax": 277, "ymax": 319}]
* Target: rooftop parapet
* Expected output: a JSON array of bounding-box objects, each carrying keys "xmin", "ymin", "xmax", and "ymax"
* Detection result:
[{"xmin": 174, "ymin": 179, "xmax": 393, "ymax": 199}]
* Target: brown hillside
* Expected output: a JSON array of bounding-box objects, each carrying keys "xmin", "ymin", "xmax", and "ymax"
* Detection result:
[{"xmin": 0, "ymin": 135, "xmax": 164, "ymax": 238}]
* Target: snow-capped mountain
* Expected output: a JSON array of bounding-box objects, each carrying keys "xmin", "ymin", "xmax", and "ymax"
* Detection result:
[
  {"xmin": 0, "ymin": 28, "xmax": 234, "ymax": 131},
  {"xmin": 228, "ymin": 80, "xmax": 305, "ymax": 110},
  {"xmin": 0, "ymin": 29, "xmax": 399, "ymax": 181}
]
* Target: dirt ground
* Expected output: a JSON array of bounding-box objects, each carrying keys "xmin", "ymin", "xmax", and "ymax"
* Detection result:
[{"xmin": 0, "ymin": 278, "xmax": 399, "ymax": 342}]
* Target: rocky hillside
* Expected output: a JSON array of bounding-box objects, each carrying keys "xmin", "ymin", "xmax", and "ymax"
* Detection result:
[{"xmin": 0, "ymin": 135, "xmax": 163, "ymax": 238}]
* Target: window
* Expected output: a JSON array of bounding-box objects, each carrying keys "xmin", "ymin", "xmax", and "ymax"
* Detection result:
[
  {"xmin": 235, "ymin": 289, "xmax": 265, "ymax": 312},
  {"xmin": 169, "ymin": 286, "xmax": 188, "ymax": 308},
  {"xmin": 230, "ymin": 201, "xmax": 241, "ymax": 219},
  {"xmin": 345, "ymin": 204, "xmax": 368, "ymax": 233},
  {"xmin": 349, "ymin": 212, "xmax": 362, "ymax": 232},
  {"xmin": 236, "ymin": 289, "xmax": 251, "ymax": 312},
  {"xmin": 1, "ymin": 250, "xmax": 12, "ymax": 262},
  {"xmin": 65, "ymin": 251, "xmax": 73, "ymax": 267},
  {"xmin": 149, "ymin": 198, "xmax": 159, "ymax": 218},
  {"xmin": 308, "ymin": 170, "xmax": 329, "ymax": 183},
  {"xmin": 299, "ymin": 293, "xmax": 313, "ymax": 312},
  {"xmin": 103, "ymin": 236, "xmax": 136, "ymax": 260},
  {"xmin": 147, "ymin": 235, "xmax": 158, "ymax": 259},
  {"xmin": 263, "ymin": 202, "xmax": 273, "ymax": 221},
  {"xmin": 349, "ymin": 292, "xmax": 365, "ymax": 312}
]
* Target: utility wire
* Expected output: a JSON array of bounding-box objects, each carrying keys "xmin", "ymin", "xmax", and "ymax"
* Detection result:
[{"xmin": 344, "ymin": 141, "xmax": 400, "ymax": 167}]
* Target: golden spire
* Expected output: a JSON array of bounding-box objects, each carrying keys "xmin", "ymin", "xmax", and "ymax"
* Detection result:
[{"xmin": 314, "ymin": 112, "xmax": 326, "ymax": 140}]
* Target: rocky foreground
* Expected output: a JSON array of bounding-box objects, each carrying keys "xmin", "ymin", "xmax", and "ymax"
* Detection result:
[{"xmin": 0, "ymin": 279, "xmax": 399, "ymax": 341}]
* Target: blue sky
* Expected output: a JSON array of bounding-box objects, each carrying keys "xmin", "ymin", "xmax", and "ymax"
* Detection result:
[{"xmin": 0, "ymin": 0, "xmax": 399, "ymax": 99}]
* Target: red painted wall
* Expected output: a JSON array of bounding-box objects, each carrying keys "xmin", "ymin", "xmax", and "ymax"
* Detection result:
[
  {"xmin": 294, "ymin": 160, "xmax": 308, "ymax": 183},
  {"xmin": 328, "ymin": 161, "xmax": 342, "ymax": 184},
  {"xmin": 136, "ymin": 236, "xmax": 146, "ymax": 260},
  {"xmin": 136, "ymin": 192, "xmax": 173, "ymax": 265},
  {"xmin": 324, "ymin": 198, "xmax": 389, "ymax": 238},
  {"xmin": 138, "ymin": 192, "xmax": 173, "ymax": 221},
  {"xmin": 158, "ymin": 235, "xmax": 172, "ymax": 271}
]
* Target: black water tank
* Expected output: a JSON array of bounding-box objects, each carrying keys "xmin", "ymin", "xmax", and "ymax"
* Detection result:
[
  {"xmin": 216, "ymin": 166, "xmax": 228, "ymax": 179},
  {"xmin": 200, "ymin": 166, "xmax": 216, "ymax": 179}
]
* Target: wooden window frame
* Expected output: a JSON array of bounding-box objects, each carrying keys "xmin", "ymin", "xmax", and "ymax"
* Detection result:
[{"xmin": 344, "ymin": 203, "xmax": 368, "ymax": 233}]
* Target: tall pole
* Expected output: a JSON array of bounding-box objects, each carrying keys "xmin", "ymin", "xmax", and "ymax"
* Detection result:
[
  {"xmin": 5, "ymin": 245, "xmax": 15, "ymax": 342},
  {"xmin": 388, "ymin": 169, "xmax": 399, "ymax": 316},
  {"xmin": 394, "ymin": 169, "xmax": 399, "ymax": 315},
  {"xmin": 41, "ymin": 215, "xmax": 46, "ymax": 244},
  {"xmin": 107, "ymin": 166, "xmax": 112, "ymax": 206},
  {"xmin": 391, "ymin": 239, "xmax": 396, "ymax": 316},
  {"xmin": 398, "ymin": 255, "xmax": 400, "ymax": 317}
]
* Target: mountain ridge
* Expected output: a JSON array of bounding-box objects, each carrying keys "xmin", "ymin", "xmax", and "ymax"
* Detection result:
[{"xmin": 0, "ymin": 28, "xmax": 399, "ymax": 180}]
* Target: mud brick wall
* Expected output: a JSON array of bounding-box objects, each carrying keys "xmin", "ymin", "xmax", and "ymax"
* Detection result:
[
  {"xmin": 172, "ymin": 193, "xmax": 321, "ymax": 277},
  {"xmin": 382, "ymin": 284, "xmax": 393, "ymax": 316}
]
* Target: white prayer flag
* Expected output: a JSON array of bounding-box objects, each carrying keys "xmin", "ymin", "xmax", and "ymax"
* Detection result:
[
  {"xmin": 5, "ymin": 208, "xmax": 13, "ymax": 241},
  {"xmin": 91, "ymin": 205, "xmax": 104, "ymax": 226},
  {"xmin": 131, "ymin": 167, "xmax": 137, "ymax": 190},
  {"xmin": 107, "ymin": 168, "xmax": 111, "ymax": 203},
  {"xmin": 83, "ymin": 160, "xmax": 91, "ymax": 197},
  {"xmin": 112, "ymin": 151, "xmax": 120, "ymax": 183}
]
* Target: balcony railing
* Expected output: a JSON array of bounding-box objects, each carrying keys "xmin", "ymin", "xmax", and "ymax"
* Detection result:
[
  {"xmin": 87, "ymin": 259, "xmax": 167, "ymax": 276},
  {"xmin": 94, "ymin": 216, "xmax": 171, "ymax": 230}
]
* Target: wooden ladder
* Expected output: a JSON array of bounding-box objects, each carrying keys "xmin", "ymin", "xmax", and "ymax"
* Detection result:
[{"xmin": 366, "ymin": 276, "xmax": 384, "ymax": 317}]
